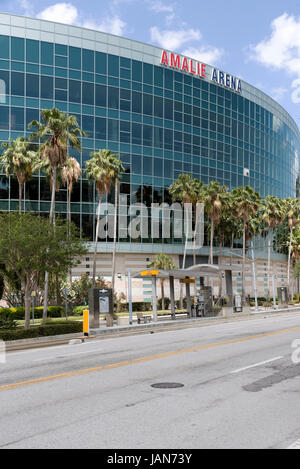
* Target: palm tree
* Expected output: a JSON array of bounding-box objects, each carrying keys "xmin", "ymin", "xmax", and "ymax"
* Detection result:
[
  {"xmin": 150, "ymin": 253, "xmax": 177, "ymax": 310},
  {"xmin": 169, "ymin": 174, "xmax": 199, "ymax": 306},
  {"xmin": 231, "ymin": 186, "xmax": 261, "ymax": 302},
  {"xmin": 261, "ymin": 195, "xmax": 285, "ymax": 299},
  {"xmin": 29, "ymin": 108, "xmax": 84, "ymax": 318},
  {"xmin": 169, "ymin": 174, "xmax": 199, "ymax": 268},
  {"xmin": 29, "ymin": 108, "xmax": 84, "ymax": 222},
  {"xmin": 85, "ymin": 149, "xmax": 124, "ymax": 288},
  {"xmin": 203, "ymin": 181, "xmax": 228, "ymax": 265},
  {"xmin": 61, "ymin": 157, "xmax": 82, "ymax": 228},
  {"xmin": 0, "ymin": 137, "xmax": 40, "ymax": 213},
  {"xmin": 282, "ymin": 198, "xmax": 300, "ymax": 293},
  {"xmin": 61, "ymin": 156, "xmax": 82, "ymax": 284}
]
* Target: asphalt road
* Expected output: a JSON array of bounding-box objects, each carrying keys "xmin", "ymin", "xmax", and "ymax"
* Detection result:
[{"xmin": 2, "ymin": 312, "xmax": 300, "ymax": 449}]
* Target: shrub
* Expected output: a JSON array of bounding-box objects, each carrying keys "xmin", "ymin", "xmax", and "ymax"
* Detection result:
[
  {"xmin": 72, "ymin": 305, "xmax": 88, "ymax": 316},
  {"xmin": 0, "ymin": 321, "xmax": 83, "ymax": 341},
  {"xmin": 0, "ymin": 310, "xmax": 17, "ymax": 330},
  {"xmin": 158, "ymin": 297, "xmax": 170, "ymax": 310},
  {"xmin": 0, "ymin": 306, "xmax": 64, "ymax": 320}
]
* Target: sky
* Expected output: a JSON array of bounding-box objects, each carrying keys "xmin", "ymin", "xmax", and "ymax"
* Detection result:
[{"xmin": 1, "ymin": 0, "xmax": 300, "ymax": 126}]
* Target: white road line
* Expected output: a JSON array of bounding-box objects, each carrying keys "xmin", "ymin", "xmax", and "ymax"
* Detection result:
[
  {"xmin": 287, "ymin": 438, "xmax": 300, "ymax": 449},
  {"xmin": 231, "ymin": 356, "xmax": 283, "ymax": 374}
]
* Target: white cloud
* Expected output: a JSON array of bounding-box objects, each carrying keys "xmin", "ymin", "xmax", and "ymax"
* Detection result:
[
  {"xmin": 250, "ymin": 13, "xmax": 300, "ymax": 75},
  {"xmin": 270, "ymin": 86, "xmax": 288, "ymax": 101},
  {"xmin": 150, "ymin": 26, "xmax": 201, "ymax": 50},
  {"xmin": 83, "ymin": 16, "xmax": 126, "ymax": 36},
  {"xmin": 37, "ymin": 3, "xmax": 78, "ymax": 24},
  {"xmin": 33, "ymin": 2, "xmax": 126, "ymax": 35},
  {"xmin": 149, "ymin": 1, "xmax": 174, "ymax": 14},
  {"xmin": 181, "ymin": 46, "xmax": 223, "ymax": 66}
]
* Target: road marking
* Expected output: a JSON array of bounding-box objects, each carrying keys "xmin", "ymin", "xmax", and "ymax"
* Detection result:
[
  {"xmin": 287, "ymin": 438, "xmax": 300, "ymax": 449},
  {"xmin": 231, "ymin": 356, "xmax": 283, "ymax": 374},
  {"xmin": 1, "ymin": 325, "xmax": 300, "ymax": 392}
]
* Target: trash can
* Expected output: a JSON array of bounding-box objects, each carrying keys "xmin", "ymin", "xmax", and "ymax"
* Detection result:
[{"xmin": 234, "ymin": 294, "xmax": 243, "ymax": 312}]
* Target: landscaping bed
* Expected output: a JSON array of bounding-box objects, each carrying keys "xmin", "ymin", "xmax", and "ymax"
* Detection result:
[{"xmin": 0, "ymin": 320, "xmax": 83, "ymax": 341}]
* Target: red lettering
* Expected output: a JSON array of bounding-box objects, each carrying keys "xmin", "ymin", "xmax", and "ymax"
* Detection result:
[
  {"xmin": 170, "ymin": 53, "xmax": 180, "ymax": 69},
  {"xmin": 190, "ymin": 60, "xmax": 196, "ymax": 74},
  {"xmin": 160, "ymin": 50, "xmax": 168, "ymax": 66},
  {"xmin": 201, "ymin": 64, "xmax": 206, "ymax": 78},
  {"xmin": 197, "ymin": 62, "xmax": 200, "ymax": 76},
  {"xmin": 182, "ymin": 57, "xmax": 188, "ymax": 72}
]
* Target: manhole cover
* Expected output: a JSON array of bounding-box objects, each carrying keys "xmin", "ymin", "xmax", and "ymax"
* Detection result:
[{"xmin": 151, "ymin": 382, "xmax": 184, "ymax": 389}]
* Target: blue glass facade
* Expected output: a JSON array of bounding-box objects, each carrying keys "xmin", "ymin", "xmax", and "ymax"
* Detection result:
[{"xmin": 0, "ymin": 13, "xmax": 299, "ymax": 253}]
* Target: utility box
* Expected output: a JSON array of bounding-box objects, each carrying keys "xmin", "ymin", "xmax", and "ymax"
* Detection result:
[
  {"xmin": 196, "ymin": 286, "xmax": 213, "ymax": 316},
  {"xmin": 277, "ymin": 287, "xmax": 288, "ymax": 306},
  {"xmin": 88, "ymin": 288, "xmax": 114, "ymax": 328},
  {"xmin": 234, "ymin": 294, "xmax": 243, "ymax": 312}
]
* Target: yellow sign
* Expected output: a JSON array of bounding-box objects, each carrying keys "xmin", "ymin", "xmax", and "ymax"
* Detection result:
[
  {"xmin": 83, "ymin": 309, "xmax": 89, "ymax": 335},
  {"xmin": 141, "ymin": 270, "xmax": 159, "ymax": 276},
  {"xmin": 183, "ymin": 278, "xmax": 195, "ymax": 284}
]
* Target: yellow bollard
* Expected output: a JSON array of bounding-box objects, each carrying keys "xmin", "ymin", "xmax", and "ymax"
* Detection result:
[{"xmin": 83, "ymin": 309, "xmax": 89, "ymax": 336}]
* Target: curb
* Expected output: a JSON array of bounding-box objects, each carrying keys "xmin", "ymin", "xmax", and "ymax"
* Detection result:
[{"xmin": 4, "ymin": 306, "xmax": 300, "ymax": 352}]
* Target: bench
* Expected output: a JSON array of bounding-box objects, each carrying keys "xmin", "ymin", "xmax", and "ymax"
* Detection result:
[{"xmin": 136, "ymin": 313, "xmax": 152, "ymax": 324}]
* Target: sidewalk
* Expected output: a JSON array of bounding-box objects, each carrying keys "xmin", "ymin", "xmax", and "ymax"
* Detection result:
[{"xmin": 4, "ymin": 305, "xmax": 300, "ymax": 352}]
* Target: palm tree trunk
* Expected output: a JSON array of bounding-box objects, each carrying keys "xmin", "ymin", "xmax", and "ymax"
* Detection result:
[
  {"xmin": 230, "ymin": 233, "xmax": 234, "ymax": 265},
  {"xmin": 92, "ymin": 193, "xmax": 103, "ymax": 288},
  {"xmin": 210, "ymin": 219, "xmax": 214, "ymax": 264},
  {"xmin": 161, "ymin": 279, "xmax": 165, "ymax": 310},
  {"xmin": 43, "ymin": 164, "xmax": 57, "ymax": 319},
  {"xmin": 180, "ymin": 206, "xmax": 189, "ymax": 309},
  {"xmin": 24, "ymin": 278, "xmax": 31, "ymax": 329},
  {"xmin": 18, "ymin": 182, "xmax": 23, "ymax": 214},
  {"xmin": 111, "ymin": 179, "xmax": 118, "ymax": 296},
  {"xmin": 68, "ymin": 184, "xmax": 72, "ymax": 285},
  {"xmin": 267, "ymin": 230, "xmax": 271, "ymax": 301},
  {"xmin": 242, "ymin": 222, "xmax": 246, "ymax": 303},
  {"xmin": 218, "ymin": 237, "xmax": 223, "ymax": 298},
  {"xmin": 288, "ymin": 226, "xmax": 293, "ymax": 296}
]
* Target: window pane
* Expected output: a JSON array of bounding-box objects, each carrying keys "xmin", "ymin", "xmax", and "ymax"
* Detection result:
[
  {"xmin": 132, "ymin": 91, "xmax": 142, "ymax": 113},
  {"xmin": 11, "ymin": 37, "xmax": 24, "ymax": 61},
  {"xmin": 69, "ymin": 80, "xmax": 81, "ymax": 103},
  {"xmin": 69, "ymin": 46, "xmax": 81, "ymax": 70},
  {"xmin": 0, "ymin": 36, "xmax": 9, "ymax": 59},
  {"xmin": 95, "ymin": 84, "xmax": 106, "ymax": 107},
  {"xmin": 108, "ymin": 54, "xmax": 119, "ymax": 77},
  {"xmin": 41, "ymin": 76, "xmax": 53, "ymax": 99},
  {"xmin": 82, "ymin": 82, "xmax": 94, "ymax": 105},
  {"xmin": 95, "ymin": 117, "xmax": 106, "ymax": 139},
  {"xmin": 108, "ymin": 87, "xmax": 119, "ymax": 109},
  {"xmin": 82, "ymin": 115, "xmax": 94, "ymax": 138},
  {"xmin": 11, "ymin": 72, "xmax": 24, "ymax": 96},
  {"xmin": 11, "ymin": 107, "xmax": 24, "ymax": 131},
  {"xmin": 0, "ymin": 106, "xmax": 9, "ymax": 129},
  {"xmin": 41, "ymin": 42, "xmax": 53, "ymax": 65},
  {"xmin": 83, "ymin": 49, "xmax": 94, "ymax": 72},
  {"xmin": 143, "ymin": 94, "xmax": 152, "ymax": 115},
  {"xmin": 26, "ymin": 74, "xmax": 39, "ymax": 98},
  {"xmin": 108, "ymin": 119, "xmax": 119, "ymax": 140},
  {"xmin": 96, "ymin": 52, "xmax": 107, "ymax": 74},
  {"xmin": 26, "ymin": 39, "xmax": 39, "ymax": 63}
]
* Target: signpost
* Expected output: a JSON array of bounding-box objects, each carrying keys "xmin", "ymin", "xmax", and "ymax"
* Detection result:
[
  {"xmin": 31, "ymin": 290, "xmax": 36, "ymax": 325},
  {"xmin": 63, "ymin": 288, "xmax": 68, "ymax": 320},
  {"xmin": 83, "ymin": 309, "xmax": 89, "ymax": 336}
]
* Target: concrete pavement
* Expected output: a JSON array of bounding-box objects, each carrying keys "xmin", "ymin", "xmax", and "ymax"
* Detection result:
[{"xmin": 1, "ymin": 312, "xmax": 300, "ymax": 448}]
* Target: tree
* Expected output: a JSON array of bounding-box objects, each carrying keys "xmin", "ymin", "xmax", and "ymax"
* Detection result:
[
  {"xmin": 149, "ymin": 253, "xmax": 177, "ymax": 310},
  {"xmin": 261, "ymin": 196, "xmax": 284, "ymax": 299},
  {"xmin": 0, "ymin": 213, "xmax": 87, "ymax": 328},
  {"xmin": 281, "ymin": 198, "xmax": 300, "ymax": 293},
  {"xmin": 85, "ymin": 149, "xmax": 124, "ymax": 288},
  {"xmin": 29, "ymin": 108, "xmax": 84, "ymax": 318},
  {"xmin": 61, "ymin": 156, "xmax": 82, "ymax": 284},
  {"xmin": 231, "ymin": 186, "xmax": 261, "ymax": 301},
  {"xmin": 203, "ymin": 181, "xmax": 228, "ymax": 265},
  {"xmin": 0, "ymin": 137, "xmax": 40, "ymax": 213},
  {"xmin": 61, "ymin": 156, "xmax": 82, "ymax": 228}
]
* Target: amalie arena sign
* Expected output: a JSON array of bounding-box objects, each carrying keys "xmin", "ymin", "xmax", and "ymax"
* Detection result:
[{"xmin": 160, "ymin": 50, "xmax": 242, "ymax": 93}]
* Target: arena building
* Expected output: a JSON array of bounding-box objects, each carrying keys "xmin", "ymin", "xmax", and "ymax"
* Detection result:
[{"xmin": 0, "ymin": 12, "xmax": 299, "ymax": 300}]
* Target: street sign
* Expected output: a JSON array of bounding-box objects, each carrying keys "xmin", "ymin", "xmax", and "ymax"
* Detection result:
[
  {"xmin": 183, "ymin": 278, "xmax": 195, "ymax": 284},
  {"xmin": 141, "ymin": 270, "xmax": 159, "ymax": 276}
]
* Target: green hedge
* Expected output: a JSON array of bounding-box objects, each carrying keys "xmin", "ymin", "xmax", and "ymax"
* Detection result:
[
  {"xmin": 0, "ymin": 306, "xmax": 64, "ymax": 321},
  {"xmin": 0, "ymin": 321, "xmax": 83, "ymax": 341},
  {"xmin": 72, "ymin": 305, "xmax": 89, "ymax": 316}
]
